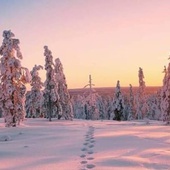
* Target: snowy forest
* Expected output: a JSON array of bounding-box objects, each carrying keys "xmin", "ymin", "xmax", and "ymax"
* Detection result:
[{"xmin": 0, "ymin": 30, "xmax": 169, "ymax": 127}]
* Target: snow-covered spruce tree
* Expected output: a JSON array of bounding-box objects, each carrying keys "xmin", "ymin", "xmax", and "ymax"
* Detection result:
[
  {"xmin": 105, "ymin": 96, "xmax": 113, "ymax": 120},
  {"xmin": 97, "ymin": 95, "xmax": 108, "ymax": 120},
  {"xmin": 73, "ymin": 95, "xmax": 86, "ymax": 119},
  {"xmin": 146, "ymin": 93, "xmax": 161, "ymax": 120},
  {"xmin": 26, "ymin": 65, "xmax": 44, "ymax": 118},
  {"xmin": 123, "ymin": 95, "xmax": 130, "ymax": 120},
  {"xmin": 54, "ymin": 58, "xmax": 73, "ymax": 120},
  {"xmin": 0, "ymin": 30, "xmax": 31, "ymax": 127},
  {"xmin": 136, "ymin": 67, "xmax": 146, "ymax": 119},
  {"xmin": 43, "ymin": 46, "xmax": 62, "ymax": 121},
  {"xmin": 160, "ymin": 66, "xmax": 167, "ymax": 121},
  {"xmin": 161, "ymin": 64, "xmax": 170, "ymax": 124},
  {"xmin": 128, "ymin": 84, "xmax": 135, "ymax": 120},
  {"xmin": 111, "ymin": 80, "xmax": 125, "ymax": 121},
  {"xmin": 84, "ymin": 92, "xmax": 100, "ymax": 120},
  {"xmin": 74, "ymin": 92, "xmax": 105, "ymax": 120},
  {"xmin": 155, "ymin": 89, "xmax": 162, "ymax": 120},
  {"xmin": 83, "ymin": 75, "xmax": 101, "ymax": 120}
]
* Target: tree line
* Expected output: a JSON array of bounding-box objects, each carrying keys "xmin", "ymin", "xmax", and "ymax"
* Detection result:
[{"xmin": 0, "ymin": 30, "xmax": 169, "ymax": 127}]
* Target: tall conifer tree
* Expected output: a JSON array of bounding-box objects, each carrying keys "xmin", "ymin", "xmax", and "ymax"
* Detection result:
[
  {"xmin": 26, "ymin": 65, "xmax": 44, "ymax": 118},
  {"xmin": 136, "ymin": 67, "xmax": 146, "ymax": 119},
  {"xmin": 128, "ymin": 84, "xmax": 135, "ymax": 120},
  {"xmin": 112, "ymin": 80, "xmax": 125, "ymax": 121},
  {"xmin": 161, "ymin": 63, "xmax": 170, "ymax": 124},
  {"xmin": 83, "ymin": 75, "xmax": 101, "ymax": 120},
  {"xmin": 54, "ymin": 58, "xmax": 73, "ymax": 120},
  {"xmin": 0, "ymin": 30, "xmax": 30, "ymax": 127},
  {"xmin": 43, "ymin": 46, "xmax": 62, "ymax": 121}
]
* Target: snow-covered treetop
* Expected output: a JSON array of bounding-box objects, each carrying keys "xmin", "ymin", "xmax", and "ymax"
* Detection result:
[
  {"xmin": 115, "ymin": 80, "xmax": 121, "ymax": 97},
  {"xmin": 30, "ymin": 65, "xmax": 43, "ymax": 91},
  {"xmin": 30, "ymin": 65, "xmax": 43, "ymax": 77},
  {"xmin": 129, "ymin": 84, "xmax": 133, "ymax": 96},
  {"xmin": 55, "ymin": 58, "xmax": 66, "ymax": 83},
  {"xmin": 163, "ymin": 66, "xmax": 167, "ymax": 74},
  {"xmin": 138, "ymin": 67, "xmax": 145, "ymax": 97},
  {"xmin": 129, "ymin": 84, "xmax": 134, "ymax": 104},
  {"xmin": 3, "ymin": 30, "xmax": 15, "ymax": 38},
  {"xmin": 116, "ymin": 80, "xmax": 120, "ymax": 89},
  {"xmin": 55, "ymin": 58, "xmax": 63, "ymax": 73},
  {"xmin": 138, "ymin": 67, "xmax": 145, "ymax": 87},
  {"xmin": 0, "ymin": 30, "xmax": 31, "ymax": 84},
  {"xmin": 43, "ymin": 46, "xmax": 56, "ymax": 87},
  {"xmin": 0, "ymin": 30, "xmax": 22, "ymax": 59},
  {"xmin": 44, "ymin": 46, "xmax": 54, "ymax": 70}
]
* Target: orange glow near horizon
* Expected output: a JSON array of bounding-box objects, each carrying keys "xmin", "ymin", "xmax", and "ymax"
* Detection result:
[{"xmin": 0, "ymin": 0, "xmax": 170, "ymax": 89}]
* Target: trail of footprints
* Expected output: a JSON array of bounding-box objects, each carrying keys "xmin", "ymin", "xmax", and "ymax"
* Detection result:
[{"xmin": 80, "ymin": 125, "xmax": 96, "ymax": 170}]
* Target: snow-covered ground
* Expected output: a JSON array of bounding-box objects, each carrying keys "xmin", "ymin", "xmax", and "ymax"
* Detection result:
[{"xmin": 0, "ymin": 118, "xmax": 169, "ymax": 170}]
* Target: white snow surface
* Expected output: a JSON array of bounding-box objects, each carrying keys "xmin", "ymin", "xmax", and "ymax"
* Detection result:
[{"xmin": 0, "ymin": 118, "xmax": 169, "ymax": 170}]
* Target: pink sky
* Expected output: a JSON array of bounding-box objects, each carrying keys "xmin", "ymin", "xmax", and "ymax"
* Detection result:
[{"xmin": 1, "ymin": 0, "xmax": 170, "ymax": 88}]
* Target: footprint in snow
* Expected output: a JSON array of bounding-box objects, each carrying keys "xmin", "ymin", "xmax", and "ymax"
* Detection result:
[
  {"xmin": 86, "ymin": 164, "xmax": 95, "ymax": 169},
  {"xmin": 24, "ymin": 145, "xmax": 29, "ymax": 148},
  {"xmin": 88, "ymin": 144, "xmax": 94, "ymax": 148},
  {"xmin": 88, "ymin": 151, "xmax": 93, "ymax": 154},
  {"xmin": 87, "ymin": 157, "xmax": 94, "ymax": 160},
  {"xmin": 90, "ymin": 140, "xmax": 95, "ymax": 143},
  {"xmin": 81, "ymin": 148, "xmax": 87, "ymax": 151},
  {"xmin": 81, "ymin": 160, "xmax": 88, "ymax": 164},
  {"xmin": 80, "ymin": 154, "xmax": 86, "ymax": 158}
]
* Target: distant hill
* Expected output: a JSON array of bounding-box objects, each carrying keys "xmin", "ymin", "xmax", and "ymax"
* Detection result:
[{"xmin": 68, "ymin": 86, "xmax": 161, "ymax": 97}]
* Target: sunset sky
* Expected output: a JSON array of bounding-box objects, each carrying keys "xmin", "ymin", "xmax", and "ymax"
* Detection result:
[{"xmin": 1, "ymin": 0, "xmax": 170, "ymax": 89}]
